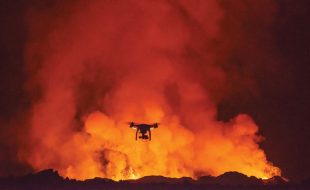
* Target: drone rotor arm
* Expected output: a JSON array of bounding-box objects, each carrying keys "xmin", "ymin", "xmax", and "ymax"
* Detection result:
[{"xmin": 135, "ymin": 128, "xmax": 139, "ymax": 140}]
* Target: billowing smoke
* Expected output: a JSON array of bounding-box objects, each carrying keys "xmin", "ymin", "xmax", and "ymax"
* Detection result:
[{"xmin": 17, "ymin": 0, "xmax": 281, "ymax": 180}]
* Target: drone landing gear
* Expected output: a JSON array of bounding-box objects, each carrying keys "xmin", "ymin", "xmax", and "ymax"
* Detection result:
[
  {"xmin": 135, "ymin": 129, "xmax": 151, "ymax": 141},
  {"xmin": 139, "ymin": 135, "xmax": 149, "ymax": 140}
]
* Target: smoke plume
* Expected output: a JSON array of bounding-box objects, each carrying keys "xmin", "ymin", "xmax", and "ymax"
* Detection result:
[{"xmin": 16, "ymin": 0, "xmax": 281, "ymax": 180}]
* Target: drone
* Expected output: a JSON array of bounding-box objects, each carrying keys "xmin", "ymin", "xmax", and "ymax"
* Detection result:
[{"xmin": 127, "ymin": 122, "xmax": 159, "ymax": 141}]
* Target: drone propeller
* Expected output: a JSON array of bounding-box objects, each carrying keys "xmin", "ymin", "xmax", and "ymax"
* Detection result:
[
  {"xmin": 151, "ymin": 123, "xmax": 160, "ymax": 129},
  {"xmin": 126, "ymin": 121, "xmax": 137, "ymax": 129}
]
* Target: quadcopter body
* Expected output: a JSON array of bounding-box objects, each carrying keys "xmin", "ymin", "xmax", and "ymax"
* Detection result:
[{"xmin": 128, "ymin": 122, "xmax": 159, "ymax": 141}]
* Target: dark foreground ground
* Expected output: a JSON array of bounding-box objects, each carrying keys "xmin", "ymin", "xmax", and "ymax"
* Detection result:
[{"xmin": 1, "ymin": 169, "xmax": 309, "ymax": 190}]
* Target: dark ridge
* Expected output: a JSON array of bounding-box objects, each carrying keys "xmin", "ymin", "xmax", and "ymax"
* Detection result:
[
  {"xmin": 216, "ymin": 171, "xmax": 262, "ymax": 185},
  {"xmin": 0, "ymin": 169, "xmax": 308, "ymax": 190},
  {"xmin": 263, "ymin": 176, "xmax": 288, "ymax": 185},
  {"xmin": 126, "ymin": 175, "xmax": 194, "ymax": 184}
]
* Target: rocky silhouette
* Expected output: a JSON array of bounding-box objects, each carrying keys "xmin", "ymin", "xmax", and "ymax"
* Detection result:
[{"xmin": 0, "ymin": 169, "xmax": 308, "ymax": 190}]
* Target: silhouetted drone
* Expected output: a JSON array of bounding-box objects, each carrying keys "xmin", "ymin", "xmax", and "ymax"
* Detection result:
[{"xmin": 127, "ymin": 122, "xmax": 159, "ymax": 141}]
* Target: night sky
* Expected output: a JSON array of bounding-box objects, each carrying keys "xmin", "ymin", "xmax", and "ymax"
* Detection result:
[{"xmin": 0, "ymin": 0, "xmax": 310, "ymax": 182}]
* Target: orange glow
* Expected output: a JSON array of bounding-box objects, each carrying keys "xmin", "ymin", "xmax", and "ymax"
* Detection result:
[
  {"xmin": 25, "ymin": 107, "xmax": 281, "ymax": 180},
  {"xmin": 23, "ymin": 0, "xmax": 281, "ymax": 181}
]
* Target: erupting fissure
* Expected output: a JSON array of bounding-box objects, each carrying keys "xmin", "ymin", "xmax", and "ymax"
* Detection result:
[{"xmin": 22, "ymin": 0, "xmax": 281, "ymax": 180}]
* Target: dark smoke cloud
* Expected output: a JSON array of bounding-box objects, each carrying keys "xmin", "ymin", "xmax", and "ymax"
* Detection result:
[{"xmin": 0, "ymin": 0, "xmax": 32, "ymax": 176}]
